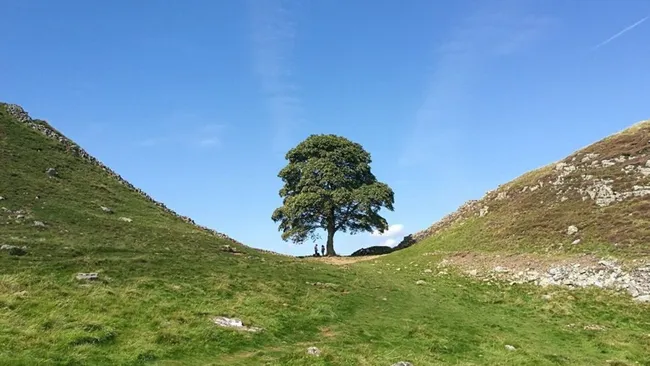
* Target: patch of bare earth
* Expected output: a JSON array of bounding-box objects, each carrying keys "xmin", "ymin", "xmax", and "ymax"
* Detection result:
[
  {"xmin": 303, "ymin": 255, "xmax": 382, "ymax": 265},
  {"xmin": 319, "ymin": 326, "xmax": 338, "ymax": 338}
]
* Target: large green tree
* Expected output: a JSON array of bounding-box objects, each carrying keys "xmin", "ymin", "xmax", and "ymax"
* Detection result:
[{"xmin": 271, "ymin": 134, "xmax": 395, "ymax": 256}]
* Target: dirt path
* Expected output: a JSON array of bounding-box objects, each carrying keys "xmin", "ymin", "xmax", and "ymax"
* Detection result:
[{"xmin": 303, "ymin": 255, "xmax": 382, "ymax": 265}]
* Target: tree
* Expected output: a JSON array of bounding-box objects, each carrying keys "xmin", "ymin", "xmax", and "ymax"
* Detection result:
[{"xmin": 271, "ymin": 134, "xmax": 395, "ymax": 256}]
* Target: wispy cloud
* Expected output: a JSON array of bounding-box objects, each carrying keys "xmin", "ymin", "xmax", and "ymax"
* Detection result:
[
  {"xmin": 249, "ymin": 0, "xmax": 304, "ymax": 153},
  {"xmin": 137, "ymin": 115, "xmax": 225, "ymax": 149},
  {"xmin": 139, "ymin": 137, "xmax": 170, "ymax": 147},
  {"xmin": 399, "ymin": 0, "xmax": 553, "ymax": 168},
  {"xmin": 381, "ymin": 238, "xmax": 397, "ymax": 247},
  {"xmin": 371, "ymin": 224, "xmax": 405, "ymax": 237},
  {"xmin": 592, "ymin": 16, "xmax": 648, "ymax": 50}
]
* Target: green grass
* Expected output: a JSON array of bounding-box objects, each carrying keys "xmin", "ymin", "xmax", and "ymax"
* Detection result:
[{"xmin": 2, "ymin": 104, "xmax": 650, "ymax": 365}]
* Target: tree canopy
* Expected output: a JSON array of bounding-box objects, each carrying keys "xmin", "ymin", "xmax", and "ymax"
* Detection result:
[{"xmin": 271, "ymin": 134, "xmax": 395, "ymax": 256}]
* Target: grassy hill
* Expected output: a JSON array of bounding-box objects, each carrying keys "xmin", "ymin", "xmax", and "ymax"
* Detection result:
[
  {"xmin": 1, "ymin": 103, "xmax": 649, "ymax": 365},
  {"xmin": 410, "ymin": 120, "xmax": 650, "ymax": 258}
]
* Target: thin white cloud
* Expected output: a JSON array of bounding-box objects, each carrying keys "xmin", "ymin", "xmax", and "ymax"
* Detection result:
[
  {"xmin": 592, "ymin": 16, "xmax": 648, "ymax": 50},
  {"xmin": 138, "ymin": 123, "xmax": 225, "ymax": 149},
  {"xmin": 381, "ymin": 238, "xmax": 397, "ymax": 247},
  {"xmin": 371, "ymin": 224, "xmax": 405, "ymax": 237},
  {"xmin": 249, "ymin": 0, "xmax": 304, "ymax": 153},
  {"xmin": 139, "ymin": 137, "xmax": 169, "ymax": 147},
  {"xmin": 399, "ymin": 0, "xmax": 553, "ymax": 168},
  {"xmin": 198, "ymin": 138, "xmax": 220, "ymax": 147}
]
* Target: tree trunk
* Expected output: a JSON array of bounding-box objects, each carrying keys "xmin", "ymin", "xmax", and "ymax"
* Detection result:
[
  {"xmin": 326, "ymin": 227, "xmax": 336, "ymax": 256},
  {"xmin": 326, "ymin": 209, "xmax": 337, "ymax": 256}
]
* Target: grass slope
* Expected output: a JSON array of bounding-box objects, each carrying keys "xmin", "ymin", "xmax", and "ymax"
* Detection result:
[
  {"xmin": 1, "ymin": 104, "xmax": 649, "ymax": 365},
  {"xmin": 412, "ymin": 120, "xmax": 650, "ymax": 258}
]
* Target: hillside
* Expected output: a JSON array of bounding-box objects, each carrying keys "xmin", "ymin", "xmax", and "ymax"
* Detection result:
[
  {"xmin": 1, "ymin": 103, "xmax": 649, "ymax": 365},
  {"xmin": 388, "ymin": 120, "xmax": 650, "ymax": 304},
  {"xmin": 410, "ymin": 120, "xmax": 650, "ymax": 257}
]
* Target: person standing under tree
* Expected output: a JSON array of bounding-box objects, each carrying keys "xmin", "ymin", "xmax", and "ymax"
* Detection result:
[
  {"xmin": 321, "ymin": 244, "xmax": 325, "ymax": 256},
  {"xmin": 314, "ymin": 243, "xmax": 319, "ymax": 257}
]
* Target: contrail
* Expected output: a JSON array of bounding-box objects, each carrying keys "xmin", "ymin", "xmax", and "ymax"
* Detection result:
[{"xmin": 592, "ymin": 16, "xmax": 648, "ymax": 50}]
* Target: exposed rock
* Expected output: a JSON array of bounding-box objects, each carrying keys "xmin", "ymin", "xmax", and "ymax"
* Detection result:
[
  {"xmin": 623, "ymin": 165, "xmax": 636, "ymax": 174},
  {"xmin": 0, "ymin": 196, "xmax": 4, "ymax": 200},
  {"xmin": 306, "ymin": 347, "xmax": 321, "ymax": 356},
  {"xmin": 468, "ymin": 259, "xmax": 650, "ymax": 299},
  {"xmin": 307, "ymin": 282, "xmax": 339, "ymax": 288},
  {"xmin": 601, "ymin": 159, "xmax": 616, "ymax": 167},
  {"xmin": 479, "ymin": 206, "xmax": 489, "ymax": 217},
  {"xmin": 639, "ymin": 166, "xmax": 650, "ymax": 176},
  {"xmin": 392, "ymin": 234, "xmax": 417, "ymax": 251},
  {"xmin": 583, "ymin": 324, "xmax": 605, "ymax": 331},
  {"xmin": 567, "ymin": 225, "xmax": 578, "ymax": 236},
  {"xmin": 119, "ymin": 217, "xmax": 133, "ymax": 223},
  {"xmin": 100, "ymin": 206, "xmax": 113, "ymax": 214},
  {"xmin": 220, "ymin": 244, "xmax": 241, "ymax": 254},
  {"xmin": 33, "ymin": 221, "xmax": 46, "ymax": 227},
  {"xmin": 582, "ymin": 179, "xmax": 616, "ymax": 206},
  {"xmin": 1, "ymin": 244, "xmax": 28, "ymax": 256},
  {"xmin": 391, "ymin": 362, "xmax": 413, "ymax": 366},
  {"xmin": 581, "ymin": 153, "xmax": 599, "ymax": 162},
  {"xmin": 415, "ymin": 280, "xmax": 427, "ymax": 285},
  {"xmin": 634, "ymin": 295, "xmax": 650, "ymax": 303},
  {"xmin": 76, "ymin": 273, "xmax": 99, "ymax": 281},
  {"xmin": 579, "ymin": 179, "xmax": 650, "ymax": 206},
  {"xmin": 423, "ymin": 269, "xmax": 432, "ymax": 273},
  {"xmin": 350, "ymin": 245, "xmax": 394, "ymax": 257},
  {"xmin": 45, "ymin": 167, "xmax": 58, "ymax": 177},
  {"xmin": 1, "ymin": 244, "xmax": 26, "ymax": 251},
  {"xmin": 496, "ymin": 191, "xmax": 508, "ymax": 200},
  {"xmin": 571, "ymin": 239, "xmax": 581, "ymax": 245},
  {"xmin": 212, "ymin": 316, "xmax": 262, "ymax": 332},
  {"xmin": 505, "ymin": 345, "xmax": 517, "ymax": 351}
]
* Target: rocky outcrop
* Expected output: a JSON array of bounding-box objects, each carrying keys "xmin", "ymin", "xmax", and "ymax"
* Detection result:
[
  {"xmin": 393, "ymin": 234, "xmax": 416, "ymax": 251},
  {"xmin": 437, "ymin": 255, "xmax": 650, "ymax": 301},
  {"xmin": 1, "ymin": 103, "xmax": 287, "ymax": 257},
  {"xmin": 212, "ymin": 316, "xmax": 262, "ymax": 332},
  {"xmin": 350, "ymin": 245, "xmax": 394, "ymax": 257}
]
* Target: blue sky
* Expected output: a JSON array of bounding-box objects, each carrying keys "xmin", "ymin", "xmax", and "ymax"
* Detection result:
[{"xmin": 1, "ymin": 0, "xmax": 649, "ymax": 256}]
